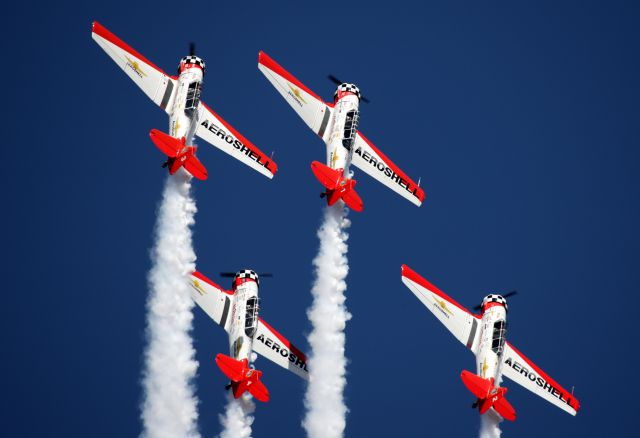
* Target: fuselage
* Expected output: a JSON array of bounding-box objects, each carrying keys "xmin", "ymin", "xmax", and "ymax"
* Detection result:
[
  {"xmin": 475, "ymin": 300, "xmax": 508, "ymax": 385},
  {"xmin": 324, "ymin": 90, "xmax": 360, "ymax": 177},
  {"xmin": 169, "ymin": 68, "xmax": 203, "ymax": 148},
  {"xmin": 227, "ymin": 277, "xmax": 260, "ymax": 362}
]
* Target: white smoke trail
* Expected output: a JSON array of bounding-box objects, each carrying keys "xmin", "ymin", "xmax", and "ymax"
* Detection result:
[
  {"xmin": 218, "ymin": 393, "xmax": 256, "ymax": 438},
  {"xmin": 218, "ymin": 352, "xmax": 258, "ymax": 438},
  {"xmin": 303, "ymin": 203, "xmax": 352, "ymax": 438},
  {"xmin": 479, "ymin": 410, "xmax": 503, "ymax": 438},
  {"xmin": 141, "ymin": 170, "xmax": 200, "ymax": 438}
]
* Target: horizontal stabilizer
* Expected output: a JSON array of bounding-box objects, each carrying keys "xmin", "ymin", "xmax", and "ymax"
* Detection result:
[
  {"xmin": 215, "ymin": 353, "xmax": 270, "ymax": 402},
  {"xmin": 342, "ymin": 182, "xmax": 363, "ymax": 212},
  {"xmin": 493, "ymin": 395, "xmax": 517, "ymax": 421},
  {"xmin": 184, "ymin": 154, "xmax": 208, "ymax": 180},
  {"xmin": 461, "ymin": 370, "xmax": 492, "ymax": 399},
  {"xmin": 149, "ymin": 129, "xmax": 183, "ymax": 157},
  {"xmin": 311, "ymin": 161, "xmax": 342, "ymax": 190}
]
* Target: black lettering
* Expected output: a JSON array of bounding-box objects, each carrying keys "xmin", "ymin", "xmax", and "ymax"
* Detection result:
[
  {"xmin": 384, "ymin": 167, "xmax": 392, "ymax": 177},
  {"xmin": 544, "ymin": 382, "xmax": 553, "ymax": 392},
  {"xmin": 265, "ymin": 338, "xmax": 272, "ymax": 348},
  {"xmin": 201, "ymin": 120, "xmax": 209, "ymax": 129},
  {"xmin": 505, "ymin": 357, "xmax": 513, "ymax": 367},
  {"xmin": 354, "ymin": 147, "xmax": 363, "ymax": 157},
  {"xmin": 513, "ymin": 361, "xmax": 521, "ymax": 373},
  {"xmin": 216, "ymin": 128, "xmax": 226, "ymax": 140},
  {"xmin": 377, "ymin": 162, "xmax": 385, "ymax": 172},
  {"xmin": 280, "ymin": 348, "xmax": 288, "ymax": 358},
  {"xmin": 233, "ymin": 139, "xmax": 242, "ymax": 150},
  {"xmin": 295, "ymin": 356, "xmax": 304, "ymax": 368},
  {"xmin": 528, "ymin": 372, "xmax": 537, "ymax": 382},
  {"xmin": 257, "ymin": 334, "xmax": 265, "ymax": 343},
  {"xmin": 272, "ymin": 342, "xmax": 280, "ymax": 353},
  {"xmin": 536, "ymin": 377, "xmax": 545, "ymax": 387},
  {"xmin": 289, "ymin": 353, "xmax": 297, "ymax": 363},
  {"xmin": 363, "ymin": 151, "xmax": 371, "ymax": 162}
]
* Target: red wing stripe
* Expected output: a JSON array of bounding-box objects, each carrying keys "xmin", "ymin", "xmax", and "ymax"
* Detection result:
[
  {"xmin": 258, "ymin": 317, "xmax": 307, "ymax": 362},
  {"xmin": 359, "ymin": 133, "xmax": 425, "ymax": 203},
  {"xmin": 401, "ymin": 264, "xmax": 473, "ymax": 315},
  {"xmin": 192, "ymin": 271, "xmax": 234, "ymax": 296},
  {"xmin": 258, "ymin": 51, "xmax": 327, "ymax": 105},
  {"xmin": 200, "ymin": 103, "xmax": 278, "ymax": 176},
  {"xmin": 506, "ymin": 341, "xmax": 580, "ymax": 412},
  {"xmin": 92, "ymin": 21, "xmax": 166, "ymax": 75}
]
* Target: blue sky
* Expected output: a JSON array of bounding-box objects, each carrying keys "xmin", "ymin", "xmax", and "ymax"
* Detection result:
[{"xmin": 3, "ymin": 1, "xmax": 639, "ymax": 436}]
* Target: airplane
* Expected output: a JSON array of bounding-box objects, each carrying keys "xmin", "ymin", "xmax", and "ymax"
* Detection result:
[
  {"xmin": 258, "ymin": 51, "xmax": 425, "ymax": 212},
  {"xmin": 189, "ymin": 269, "xmax": 308, "ymax": 402},
  {"xmin": 400, "ymin": 264, "xmax": 580, "ymax": 421},
  {"xmin": 91, "ymin": 22, "xmax": 277, "ymax": 180}
]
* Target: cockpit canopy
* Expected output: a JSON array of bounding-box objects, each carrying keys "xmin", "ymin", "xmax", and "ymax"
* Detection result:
[
  {"xmin": 178, "ymin": 55, "xmax": 206, "ymax": 74},
  {"xmin": 481, "ymin": 294, "xmax": 508, "ymax": 313},
  {"xmin": 334, "ymin": 83, "xmax": 361, "ymax": 102},
  {"xmin": 245, "ymin": 296, "xmax": 260, "ymax": 337},
  {"xmin": 232, "ymin": 269, "xmax": 260, "ymax": 290}
]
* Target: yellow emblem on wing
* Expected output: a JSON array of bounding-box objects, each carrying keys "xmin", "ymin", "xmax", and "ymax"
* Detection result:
[
  {"xmin": 287, "ymin": 83, "xmax": 307, "ymax": 104},
  {"xmin": 433, "ymin": 295, "xmax": 454, "ymax": 316},
  {"xmin": 192, "ymin": 279, "xmax": 206, "ymax": 296},
  {"xmin": 125, "ymin": 56, "xmax": 147, "ymax": 77}
]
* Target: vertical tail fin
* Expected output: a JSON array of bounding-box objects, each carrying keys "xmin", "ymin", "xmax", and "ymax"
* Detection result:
[
  {"xmin": 215, "ymin": 354, "xmax": 270, "ymax": 402},
  {"xmin": 311, "ymin": 161, "xmax": 364, "ymax": 212},
  {"xmin": 460, "ymin": 370, "xmax": 516, "ymax": 421}
]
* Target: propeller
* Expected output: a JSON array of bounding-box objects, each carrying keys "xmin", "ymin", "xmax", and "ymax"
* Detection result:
[
  {"xmin": 189, "ymin": 42, "xmax": 196, "ymax": 56},
  {"xmin": 219, "ymin": 272, "xmax": 273, "ymax": 278},
  {"xmin": 472, "ymin": 290, "xmax": 518, "ymax": 311},
  {"xmin": 327, "ymin": 75, "xmax": 370, "ymax": 103}
]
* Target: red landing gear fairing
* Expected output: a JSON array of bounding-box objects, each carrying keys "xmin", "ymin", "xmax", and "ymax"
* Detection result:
[
  {"xmin": 258, "ymin": 51, "xmax": 425, "ymax": 212},
  {"xmin": 188, "ymin": 269, "xmax": 309, "ymax": 402},
  {"xmin": 92, "ymin": 22, "xmax": 277, "ymax": 180},
  {"xmin": 401, "ymin": 265, "xmax": 580, "ymax": 421}
]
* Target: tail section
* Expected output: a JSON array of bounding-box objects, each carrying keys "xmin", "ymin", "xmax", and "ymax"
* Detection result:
[
  {"xmin": 311, "ymin": 161, "xmax": 364, "ymax": 212},
  {"xmin": 149, "ymin": 129, "xmax": 208, "ymax": 180},
  {"xmin": 460, "ymin": 370, "xmax": 516, "ymax": 421},
  {"xmin": 215, "ymin": 353, "xmax": 270, "ymax": 402}
]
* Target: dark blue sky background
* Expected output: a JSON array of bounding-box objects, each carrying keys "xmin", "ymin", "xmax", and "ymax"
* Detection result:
[{"xmin": 3, "ymin": 1, "xmax": 639, "ymax": 436}]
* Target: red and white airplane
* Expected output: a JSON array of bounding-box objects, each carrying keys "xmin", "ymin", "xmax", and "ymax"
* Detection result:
[
  {"xmin": 92, "ymin": 22, "xmax": 277, "ymax": 180},
  {"xmin": 258, "ymin": 52, "xmax": 425, "ymax": 212},
  {"xmin": 189, "ymin": 269, "xmax": 308, "ymax": 402},
  {"xmin": 401, "ymin": 265, "xmax": 580, "ymax": 421}
]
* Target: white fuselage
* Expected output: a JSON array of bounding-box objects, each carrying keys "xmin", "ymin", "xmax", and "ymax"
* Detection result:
[
  {"xmin": 475, "ymin": 305, "xmax": 508, "ymax": 384},
  {"xmin": 169, "ymin": 68, "xmax": 204, "ymax": 146},
  {"xmin": 227, "ymin": 280, "xmax": 260, "ymax": 362},
  {"xmin": 324, "ymin": 94, "xmax": 360, "ymax": 177}
]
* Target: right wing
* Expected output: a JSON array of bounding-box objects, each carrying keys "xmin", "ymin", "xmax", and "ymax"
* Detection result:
[
  {"xmin": 351, "ymin": 133, "xmax": 425, "ymax": 207},
  {"xmin": 91, "ymin": 21, "xmax": 176, "ymax": 113},
  {"xmin": 258, "ymin": 51, "xmax": 334, "ymax": 139},
  {"xmin": 189, "ymin": 271, "xmax": 234, "ymax": 333},
  {"xmin": 195, "ymin": 102, "xmax": 278, "ymax": 179},
  {"xmin": 401, "ymin": 265, "xmax": 481, "ymax": 352},
  {"xmin": 501, "ymin": 342, "xmax": 580, "ymax": 416},
  {"xmin": 252, "ymin": 317, "xmax": 309, "ymax": 380}
]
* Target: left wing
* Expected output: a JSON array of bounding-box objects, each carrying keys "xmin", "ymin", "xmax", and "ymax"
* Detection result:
[
  {"xmin": 252, "ymin": 317, "xmax": 309, "ymax": 380},
  {"xmin": 401, "ymin": 265, "xmax": 480, "ymax": 352},
  {"xmin": 189, "ymin": 271, "xmax": 234, "ymax": 333},
  {"xmin": 258, "ymin": 51, "xmax": 334, "ymax": 139},
  {"xmin": 352, "ymin": 133, "xmax": 425, "ymax": 207},
  {"xmin": 501, "ymin": 342, "xmax": 580, "ymax": 416},
  {"xmin": 91, "ymin": 21, "xmax": 176, "ymax": 113},
  {"xmin": 195, "ymin": 103, "xmax": 277, "ymax": 179}
]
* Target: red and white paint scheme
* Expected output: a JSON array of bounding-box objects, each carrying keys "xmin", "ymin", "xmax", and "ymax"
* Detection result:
[
  {"xmin": 258, "ymin": 52, "xmax": 424, "ymax": 212},
  {"xmin": 401, "ymin": 265, "xmax": 580, "ymax": 421},
  {"xmin": 189, "ymin": 269, "xmax": 308, "ymax": 402},
  {"xmin": 91, "ymin": 22, "xmax": 277, "ymax": 180}
]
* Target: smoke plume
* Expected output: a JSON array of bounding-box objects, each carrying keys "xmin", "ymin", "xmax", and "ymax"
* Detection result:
[
  {"xmin": 480, "ymin": 409, "xmax": 503, "ymax": 438},
  {"xmin": 218, "ymin": 393, "xmax": 256, "ymax": 438},
  {"xmin": 141, "ymin": 171, "xmax": 200, "ymax": 438},
  {"xmin": 303, "ymin": 203, "xmax": 352, "ymax": 438}
]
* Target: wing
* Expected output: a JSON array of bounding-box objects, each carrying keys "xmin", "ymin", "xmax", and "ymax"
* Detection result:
[
  {"xmin": 253, "ymin": 317, "xmax": 309, "ymax": 380},
  {"xmin": 189, "ymin": 271, "xmax": 234, "ymax": 333},
  {"xmin": 501, "ymin": 342, "xmax": 580, "ymax": 416},
  {"xmin": 91, "ymin": 21, "xmax": 176, "ymax": 113},
  {"xmin": 195, "ymin": 103, "xmax": 277, "ymax": 178},
  {"xmin": 401, "ymin": 265, "xmax": 480, "ymax": 352},
  {"xmin": 258, "ymin": 51, "xmax": 334, "ymax": 139},
  {"xmin": 352, "ymin": 133, "xmax": 425, "ymax": 207}
]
